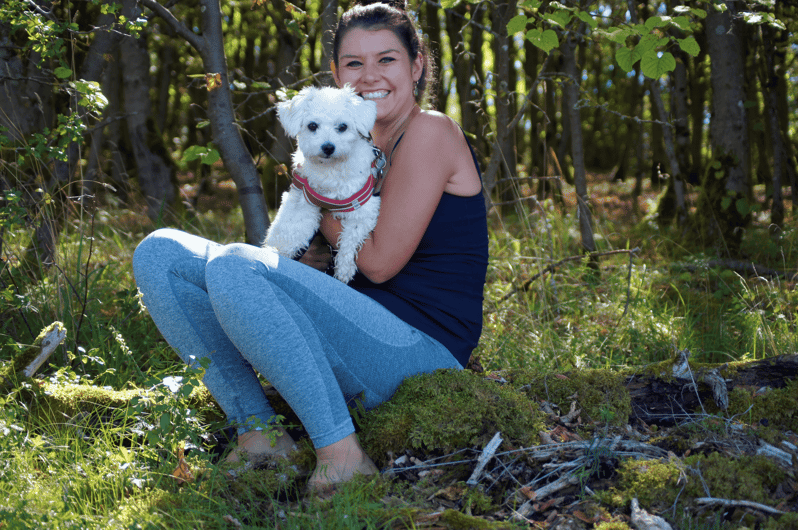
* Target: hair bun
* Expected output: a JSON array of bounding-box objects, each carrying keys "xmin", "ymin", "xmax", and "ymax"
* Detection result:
[{"xmin": 352, "ymin": 0, "xmax": 408, "ymax": 11}]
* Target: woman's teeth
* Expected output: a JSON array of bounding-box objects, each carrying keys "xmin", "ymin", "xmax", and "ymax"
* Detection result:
[{"xmin": 362, "ymin": 91, "xmax": 388, "ymax": 100}]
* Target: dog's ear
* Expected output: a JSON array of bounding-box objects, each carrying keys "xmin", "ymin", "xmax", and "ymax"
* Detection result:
[
  {"xmin": 352, "ymin": 98, "xmax": 377, "ymax": 138},
  {"xmin": 344, "ymin": 85, "xmax": 377, "ymax": 138},
  {"xmin": 277, "ymin": 87, "xmax": 316, "ymax": 138}
]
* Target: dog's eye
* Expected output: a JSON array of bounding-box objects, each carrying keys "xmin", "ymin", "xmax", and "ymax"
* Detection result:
[
  {"xmin": 336, "ymin": 124, "xmax": 348, "ymax": 133},
  {"xmin": 307, "ymin": 122, "xmax": 318, "ymax": 132}
]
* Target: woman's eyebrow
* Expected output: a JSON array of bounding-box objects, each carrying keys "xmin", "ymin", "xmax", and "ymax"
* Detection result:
[{"xmin": 340, "ymin": 49, "xmax": 401, "ymax": 59}]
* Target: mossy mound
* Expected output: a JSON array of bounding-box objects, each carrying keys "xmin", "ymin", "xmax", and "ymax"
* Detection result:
[
  {"xmin": 357, "ymin": 369, "xmax": 544, "ymax": 466},
  {"xmin": 599, "ymin": 458, "xmax": 683, "ymax": 511},
  {"xmin": 726, "ymin": 377, "xmax": 798, "ymax": 441},
  {"xmin": 508, "ymin": 367, "xmax": 632, "ymax": 426},
  {"xmin": 600, "ymin": 452, "xmax": 789, "ymax": 528}
]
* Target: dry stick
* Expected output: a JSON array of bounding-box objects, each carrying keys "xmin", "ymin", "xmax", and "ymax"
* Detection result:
[
  {"xmin": 494, "ymin": 247, "xmax": 641, "ymax": 306},
  {"xmin": 695, "ymin": 497, "xmax": 786, "ymax": 516},
  {"xmin": 466, "ymin": 431, "xmax": 503, "ymax": 486}
]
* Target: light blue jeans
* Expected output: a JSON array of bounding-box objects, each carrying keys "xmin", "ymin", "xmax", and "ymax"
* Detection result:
[{"xmin": 132, "ymin": 228, "xmax": 460, "ymax": 448}]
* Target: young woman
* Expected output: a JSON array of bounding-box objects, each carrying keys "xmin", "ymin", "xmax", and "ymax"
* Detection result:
[{"xmin": 132, "ymin": 0, "xmax": 488, "ymax": 491}]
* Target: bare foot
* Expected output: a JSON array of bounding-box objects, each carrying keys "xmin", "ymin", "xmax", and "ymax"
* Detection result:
[
  {"xmin": 225, "ymin": 427, "xmax": 297, "ymax": 464},
  {"xmin": 308, "ymin": 433, "xmax": 378, "ymax": 491}
]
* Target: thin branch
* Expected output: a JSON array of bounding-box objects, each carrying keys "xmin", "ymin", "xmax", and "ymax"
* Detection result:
[
  {"xmin": 695, "ymin": 497, "xmax": 785, "ymax": 516},
  {"xmin": 492, "ymin": 248, "xmax": 641, "ymax": 306},
  {"xmin": 139, "ymin": 0, "xmax": 204, "ymax": 53}
]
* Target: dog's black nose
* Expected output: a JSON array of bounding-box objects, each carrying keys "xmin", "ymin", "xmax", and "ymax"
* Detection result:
[{"xmin": 321, "ymin": 143, "xmax": 335, "ymax": 157}]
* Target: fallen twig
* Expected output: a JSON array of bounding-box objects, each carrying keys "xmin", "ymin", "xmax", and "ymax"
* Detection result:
[
  {"xmin": 695, "ymin": 497, "xmax": 785, "ymax": 516},
  {"xmin": 466, "ymin": 431, "xmax": 503, "ymax": 486}
]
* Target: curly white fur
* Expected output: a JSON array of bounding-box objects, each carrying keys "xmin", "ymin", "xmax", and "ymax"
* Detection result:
[{"xmin": 263, "ymin": 85, "xmax": 380, "ymax": 283}]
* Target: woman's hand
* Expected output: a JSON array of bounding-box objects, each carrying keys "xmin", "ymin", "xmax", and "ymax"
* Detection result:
[{"xmin": 296, "ymin": 232, "xmax": 333, "ymax": 271}]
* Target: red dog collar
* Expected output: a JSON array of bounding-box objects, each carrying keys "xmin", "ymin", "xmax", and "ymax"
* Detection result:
[{"xmin": 291, "ymin": 149, "xmax": 385, "ymax": 213}]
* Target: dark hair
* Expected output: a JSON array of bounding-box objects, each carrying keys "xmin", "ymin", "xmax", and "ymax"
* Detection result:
[{"xmin": 332, "ymin": 1, "xmax": 436, "ymax": 106}]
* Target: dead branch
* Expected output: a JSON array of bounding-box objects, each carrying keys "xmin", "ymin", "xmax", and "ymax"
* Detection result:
[
  {"xmin": 466, "ymin": 431, "xmax": 503, "ymax": 486},
  {"xmin": 492, "ymin": 247, "xmax": 640, "ymax": 306},
  {"xmin": 695, "ymin": 497, "xmax": 786, "ymax": 516}
]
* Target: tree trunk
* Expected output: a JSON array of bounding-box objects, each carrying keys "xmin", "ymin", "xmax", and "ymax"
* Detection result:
[
  {"xmin": 701, "ymin": 2, "xmax": 750, "ymax": 255},
  {"xmin": 490, "ymin": 0, "xmax": 518, "ymax": 214},
  {"xmin": 140, "ymin": 0, "xmax": 270, "ymax": 244},
  {"xmin": 320, "ymin": 0, "xmax": 339, "ymax": 82},
  {"xmin": 760, "ymin": 24, "xmax": 786, "ymax": 229},
  {"xmin": 120, "ymin": 0, "xmax": 177, "ymax": 221},
  {"xmin": 689, "ymin": 39, "xmax": 707, "ymax": 184},
  {"xmin": 445, "ymin": 5, "xmax": 478, "ymax": 137},
  {"xmin": 562, "ymin": 32, "xmax": 596, "ymax": 260},
  {"xmin": 423, "ymin": 1, "xmax": 445, "ymax": 110}
]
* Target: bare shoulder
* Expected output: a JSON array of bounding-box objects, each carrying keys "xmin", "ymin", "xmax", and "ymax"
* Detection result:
[
  {"xmin": 407, "ymin": 110, "xmax": 463, "ymax": 147},
  {"xmin": 399, "ymin": 109, "xmax": 481, "ymax": 196}
]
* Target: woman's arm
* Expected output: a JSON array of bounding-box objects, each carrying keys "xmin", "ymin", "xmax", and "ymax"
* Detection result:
[{"xmin": 319, "ymin": 111, "xmax": 479, "ymax": 284}]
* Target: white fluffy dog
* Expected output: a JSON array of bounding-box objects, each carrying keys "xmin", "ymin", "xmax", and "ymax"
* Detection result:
[{"xmin": 263, "ymin": 85, "xmax": 383, "ymax": 283}]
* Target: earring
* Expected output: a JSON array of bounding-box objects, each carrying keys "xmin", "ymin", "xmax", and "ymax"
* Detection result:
[{"xmin": 413, "ymin": 81, "xmax": 418, "ymax": 98}]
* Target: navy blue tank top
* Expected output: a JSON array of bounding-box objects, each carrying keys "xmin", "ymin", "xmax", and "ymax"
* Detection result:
[{"xmin": 349, "ymin": 143, "xmax": 489, "ymax": 367}]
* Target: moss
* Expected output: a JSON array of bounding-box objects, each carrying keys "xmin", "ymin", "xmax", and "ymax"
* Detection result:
[
  {"xmin": 509, "ymin": 367, "xmax": 632, "ymax": 426},
  {"xmin": 358, "ymin": 369, "xmax": 544, "ymax": 466},
  {"xmin": 762, "ymin": 512, "xmax": 798, "ymax": 530},
  {"xmin": 594, "ymin": 523, "xmax": 632, "ymax": 530},
  {"xmin": 725, "ymin": 378, "xmax": 798, "ymax": 439},
  {"xmin": 682, "ymin": 453, "xmax": 785, "ymax": 506},
  {"xmin": 601, "ymin": 452, "xmax": 787, "ymax": 524},
  {"xmin": 438, "ymin": 508, "xmax": 515, "ymax": 529},
  {"xmin": 601, "ymin": 458, "xmax": 682, "ymax": 510}
]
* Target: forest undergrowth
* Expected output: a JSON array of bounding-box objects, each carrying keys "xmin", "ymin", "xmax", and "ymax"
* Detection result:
[{"xmin": 1, "ymin": 173, "xmax": 797, "ymax": 529}]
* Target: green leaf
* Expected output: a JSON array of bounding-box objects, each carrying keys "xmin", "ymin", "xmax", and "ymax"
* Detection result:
[
  {"xmin": 507, "ymin": 15, "xmax": 528, "ymax": 35},
  {"xmin": 576, "ymin": 10, "xmax": 598, "ymax": 29},
  {"xmin": 600, "ymin": 27, "xmax": 633, "ymax": 45},
  {"xmin": 644, "ymin": 16, "xmax": 666, "ymax": 30},
  {"xmin": 743, "ymin": 12, "xmax": 763, "ymax": 24},
  {"xmin": 183, "ymin": 145, "xmax": 205, "ymax": 162},
  {"xmin": 543, "ymin": 10, "xmax": 572, "ymax": 28},
  {"xmin": 640, "ymin": 50, "xmax": 676, "ymax": 79},
  {"xmin": 631, "ymin": 34, "xmax": 657, "ymax": 64},
  {"xmin": 721, "ymin": 196, "xmax": 732, "ymax": 210},
  {"xmin": 54, "ymin": 66, "xmax": 72, "ymax": 79},
  {"xmin": 691, "ymin": 8, "xmax": 707, "ymax": 19},
  {"xmin": 678, "ymin": 36, "xmax": 701, "ymax": 57},
  {"xmin": 735, "ymin": 198, "xmax": 750, "ymax": 216},
  {"xmin": 521, "ymin": 0, "xmax": 543, "ymax": 8},
  {"xmin": 615, "ymin": 46, "xmax": 634, "ymax": 72},
  {"xmin": 671, "ymin": 16, "xmax": 691, "ymax": 30},
  {"xmin": 525, "ymin": 28, "xmax": 559, "ymax": 53},
  {"xmin": 440, "ymin": 0, "xmax": 457, "ymax": 8},
  {"xmin": 203, "ymin": 148, "xmax": 221, "ymax": 165},
  {"xmin": 159, "ymin": 412, "xmax": 171, "ymax": 433}
]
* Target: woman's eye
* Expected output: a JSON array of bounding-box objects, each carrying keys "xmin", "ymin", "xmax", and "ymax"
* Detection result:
[
  {"xmin": 337, "ymin": 124, "xmax": 348, "ymax": 133},
  {"xmin": 345, "ymin": 60, "xmax": 362, "ymax": 68},
  {"xmin": 308, "ymin": 122, "xmax": 318, "ymax": 132},
  {"xmin": 380, "ymin": 57, "xmax": 396, "ymax": 63}
]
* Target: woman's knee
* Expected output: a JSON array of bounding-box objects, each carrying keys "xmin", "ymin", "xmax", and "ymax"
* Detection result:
[
  {"xmin": 132, "ymin": 229, "xmax": 184, "ymax": 279},
  {"xmin": 205, "ymin": 243, "xmax": 278, "ymax": 290}
]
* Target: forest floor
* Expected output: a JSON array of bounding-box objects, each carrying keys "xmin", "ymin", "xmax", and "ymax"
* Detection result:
[{"xmin": 2, "ymin": 170, "xmax": 797, "ymax": 529}]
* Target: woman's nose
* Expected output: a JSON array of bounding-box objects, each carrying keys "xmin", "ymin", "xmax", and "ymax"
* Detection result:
[{"xmin": 362, "ymin": 62, "xmax": 378, "ymax": 83}]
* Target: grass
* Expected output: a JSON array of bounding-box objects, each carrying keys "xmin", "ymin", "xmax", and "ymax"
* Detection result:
[{"xmin": 1, "ymin": 176, "xmax": 797, "ymax": 529}]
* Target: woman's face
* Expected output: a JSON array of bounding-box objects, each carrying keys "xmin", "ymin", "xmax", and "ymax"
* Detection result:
[{"xmin": 334, "ymin": 28, "xmax": 422, "ymax": 124}]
